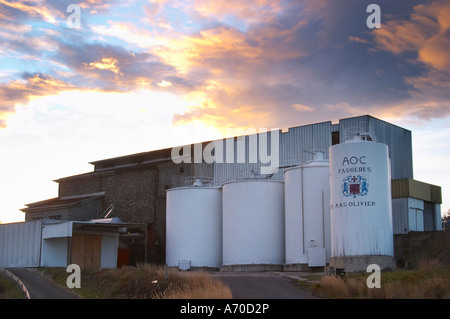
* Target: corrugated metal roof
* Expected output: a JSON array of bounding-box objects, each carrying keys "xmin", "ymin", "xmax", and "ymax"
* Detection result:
[{"xmin": 21, "ymin": 194, "xmax": 104, "ymax": 213}]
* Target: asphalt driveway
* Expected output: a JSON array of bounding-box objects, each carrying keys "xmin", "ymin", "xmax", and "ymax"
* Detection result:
[
  {"xmin": 6, "ymin": 268, "xmax": 79, "ymax": 299},
  {"xmin": 6, "ymin": 268, "xmax": 319, "ymax": 300},
  {"xmin": 211, "ymin": 271, "xmax": 319, "ymax": 299}
]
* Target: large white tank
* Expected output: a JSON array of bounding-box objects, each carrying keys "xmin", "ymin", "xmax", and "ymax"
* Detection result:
[
  {"xmin": 329, "ymin": 136, "xmax": 394, "ymax": 272},
  {"xmin": 166, "ymin": 181, "xmax": 222, "ymax": 269},
  {"xmin": 284, "ymin": 152, "xmax": 331, "ymax": 268},
  {"xmin": 222, "ymin": 179, "xmax": 285, "ymax": 267}
]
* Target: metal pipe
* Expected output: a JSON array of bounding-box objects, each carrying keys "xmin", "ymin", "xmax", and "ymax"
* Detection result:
[
  {"xmin": 322, "ymin": 190, "xmax": 325, "ymax": 248},
  {"xmin": 301, "ymin": 164, "xmax": 305, "ymax": 255}
]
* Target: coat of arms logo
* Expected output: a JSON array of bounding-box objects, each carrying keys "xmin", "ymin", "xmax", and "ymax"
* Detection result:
[{"xmin": 342, "ymin": 175, "xmax": 369, "ymax": 198}]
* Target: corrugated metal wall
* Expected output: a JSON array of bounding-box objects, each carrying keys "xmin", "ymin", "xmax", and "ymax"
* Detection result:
[
  {"xmin": 338, "ymin": 115, "xmax": 413, "ymax": 180},
  {"xmin": 213, "ymin": 115, "xmax": 413, "ymax": 184},
  {"xmin": 213, "ymin": 121, "xmax": 333, "ymax": 184},
  {"xmin": 392, "ymin": 198, "xmax": 408, "ymax": 234},
  {"xmin": 0, "ymin": 221, "xmax": 42, "ymax": 268},
  {"xmin": 423, "ymin": 202, "xmax": 435, "ymax": 231}
]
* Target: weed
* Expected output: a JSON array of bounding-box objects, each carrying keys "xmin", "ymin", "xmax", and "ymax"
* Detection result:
[
  {"xmin": 312, "ymin": 259, "xmax": 450, "ymax": 299},
  {"xmin": 39, "ymin": 264, "xmax": 232, "ymax": 299}
]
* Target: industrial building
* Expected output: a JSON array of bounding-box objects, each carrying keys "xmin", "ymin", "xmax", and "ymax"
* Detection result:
[{"xmin": 1, "ymin": 115, "xmax": 443, "ymax": 271}]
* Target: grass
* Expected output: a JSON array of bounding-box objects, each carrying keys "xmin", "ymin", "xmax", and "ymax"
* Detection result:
[
  {"xmin": 39, "ymin": 264, "xmax": 232, "ymax": 299},
  {"xmin": 311, "ymin": 259, "xmax": 450, "ymax": 299},
  {"xmin": 0, "ymin": 275, "xmax": 26, "ymax": 299}
]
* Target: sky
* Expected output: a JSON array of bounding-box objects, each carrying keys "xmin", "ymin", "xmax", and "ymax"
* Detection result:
[{"xmin": 0, "ymin": 0, "xmax": 449, "ymax": 223}]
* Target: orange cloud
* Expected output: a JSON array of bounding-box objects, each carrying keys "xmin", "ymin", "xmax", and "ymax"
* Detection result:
[
  {"xmin": 91, "ymin": 21, "xmax": 169, "ymax": 48},
  {"xmin": 86, "ymin": 57, "xmax": 122, "ymax": 74},
  {"xmin": 292, "ymin": 104, "xmax": 315, "ymax": 112},
  {"xmin": 0, "ymin": 0, "xmax": 61, "ymax": 24},
  {"xmin": 154, "ymin": 26, "xmax": 264, "ymax": 75},
  {"xmin": 190, "ymin": 0, "xmax": 284, "ymax": 25},
  {"xmin": 0, "ymin": 74, "xmax": 74, "ymax": 128},
  {"xmin": 372, "ymin": 0, "xmax": 450, "ymax": 71}
]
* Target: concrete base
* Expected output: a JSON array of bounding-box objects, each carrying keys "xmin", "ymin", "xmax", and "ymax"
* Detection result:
[
  {"xmin": 283, "ymin": 263, "xmax": 325, "ymax": 272},
  {"xmin": 220, "ymin": 264, "xmax": 284, "ymax": 272},
  {"xmin": 283, "ymin": 263, "xmax": 310, "ymax": 271},
  {"xmin": 167, "ymin": 266, "xmax": 220, "ymax": 272},
  {"xmin": 329, "ymin": 255, "xmax": 396, "ymax": 273}
]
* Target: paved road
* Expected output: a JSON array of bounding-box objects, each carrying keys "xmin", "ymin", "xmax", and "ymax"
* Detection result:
[
  {"xmin": 6, "ymin": 268, "xmax": 319, "ymax": 300},
  {"xmin": 7, "ymin": 268, "xmax": 80, "ymax": 299},
  {"xmin": 211, "ymin": 272, "xmax": 319, "ymax": 299}
]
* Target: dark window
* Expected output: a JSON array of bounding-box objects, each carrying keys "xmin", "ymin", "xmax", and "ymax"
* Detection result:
[
  {"xmin": 423, "ymin": 201, "xmax": 435, "ymax": 231},
  {"xmin": 332, "ymin": 131, "xmax": 340, "ymax": 145}
]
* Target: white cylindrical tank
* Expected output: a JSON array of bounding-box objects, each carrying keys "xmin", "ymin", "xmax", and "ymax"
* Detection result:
[
  {"xmin": 329, "ymin": 137, "xmax": 394, "ymax": 271},
  {"xmin": 222, "ymin": 179, "xmax": 285, "ymax": 266},
  {"xmin": 166, "ymin": 185, "xmax": 222, "ymax": 268},
  {"xmin": 284, "ymin": 152, "xmax": 331, "ymax": 267}
]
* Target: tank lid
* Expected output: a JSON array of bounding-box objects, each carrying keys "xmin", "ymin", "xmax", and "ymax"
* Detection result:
[
  {"xmin": 345, "ymin": 132, "xmax": 375, "ymax": 143},
  {"xmin": 184, "ymin": 176, "xmax": 215, "ymax": 187},
  {"xmin": 222, "ymin": 179, "xmax": 284, "ymax": 186},
  {"xmin": 166, "ymin": 185, "xmax": 222, "ymax": 192}
]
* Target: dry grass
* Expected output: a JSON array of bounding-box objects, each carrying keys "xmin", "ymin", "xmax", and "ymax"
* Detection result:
[
  {"xmin": 154, "ymin": 271, "xmax": 232, "ymax": 299},
  {"xmin": 40, "ymin": 264, "xmax": 232, "ymax": 299},
  {"xmin": 0, "ymin": 275, "xmax": 26, "ymax": 299},
  {"xmin": 312, "ymin": 259, "xmax": 450, "ymax": 299}
]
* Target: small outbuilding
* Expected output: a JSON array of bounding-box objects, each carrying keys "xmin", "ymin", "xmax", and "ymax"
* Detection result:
[
  {"xmin": 0, "ymin": 218, "xmax": 146, "ymax": 269},
  {"xmin": 392, "ymin": 179, "xmax": 442, "ymax": 234}
]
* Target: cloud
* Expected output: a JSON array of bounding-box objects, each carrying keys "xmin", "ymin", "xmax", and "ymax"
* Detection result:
[
  {"xmin": 365, "ymin": 0, "xmax": 450, "ymax": 120},
  {"xmin": 163, "ymin": 1, "xmax": 418, "ymax": 128},
  {"xmin": 0, "ymin": 0, "xmax": 62, "ymax": 24},
  {"xmin": 291, "ymin": 104, "xmax": 315, "ymax": 112},
  {"xmin": 187, "ymin": 0, "xmax": 285, "ymax": 28},
  {"xmin": 0, "ymin": 73, "xmax": 74, "ymax": 125},
  {"xmin": 371, "ymin": 0, "xmax": 450, "ymax": 73},
  {"xmin": 1, "ymin": 0, "xmax": 450, "ymax": 131},
  {"xmin": 50, "ymin": 37, "xmax": 184, "ymax": 92},
  {"xmin": 158, "ymin": 80, "xmax": 172, "ymax": 88},
  {"xmin": 372, "ymin": 0, "xmax": 450, "ymax": 71},
  {"xmin": 91, "ymin": 21, "xmax": 169, "ymax": 49},
  {"xmin": 348, "ymin": 36, "xmax": 370, "ymax": 44}
]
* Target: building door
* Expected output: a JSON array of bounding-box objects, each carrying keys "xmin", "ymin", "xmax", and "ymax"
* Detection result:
[
  {"xmin": 423, "ymin": 201, "xmax": 435, "ymax": 231},
  {"xmin": 71, "ymin": 233, "xmax": 101, "ymax": 269}
]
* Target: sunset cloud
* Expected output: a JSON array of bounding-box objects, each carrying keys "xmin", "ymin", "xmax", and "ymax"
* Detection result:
[
  {"xmin": 0, "ymin": 0, "xmax": 61, "ymax": 23},
  {"xmin": 0, "ymin": 73, "xmax": 73, "ymax": 110},
  {"xmin": 0, "ymin": 0, "xmax": 449, "ymax": 130},
  {"xmin": 292, "ymin": 104, "xmax": 315, "ymax": 113},
  {"xmin": 367, "ymin": 0, "xmax": 450, "ymax": 120}
]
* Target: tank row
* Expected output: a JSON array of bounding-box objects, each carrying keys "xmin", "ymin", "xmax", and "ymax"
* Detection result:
[{"xmin": 166, "ymin": 137, "xmax": 395, "ymax": 272}]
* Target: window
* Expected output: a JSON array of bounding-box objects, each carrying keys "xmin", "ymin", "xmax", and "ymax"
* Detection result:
[{"xmin": 332, "ymin": 131, "xmax": 340, "ymax": 145}]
